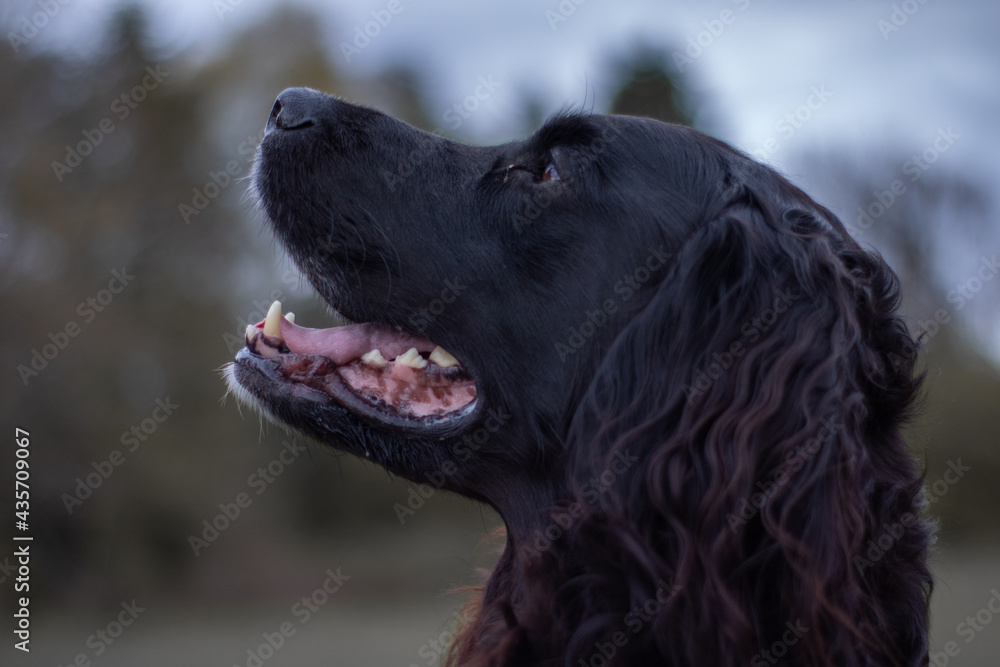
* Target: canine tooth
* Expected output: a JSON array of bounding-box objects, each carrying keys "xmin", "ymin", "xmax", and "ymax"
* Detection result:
[
  {"xmin": 264, "ymin": 300, "xmax": 283, "ymax": 337},
  {"xmin": 429, "ymin": 346, "xmax": 459, "ymax": 368},
  {"xmin": 284, "ymin": 312, "xmax": 295, "ymax": 324},
  {"xmin": 361, "ymin": 349, "xmax": 388, "ymax": 367},
  {"xmin": 395, "ymin": 347, "xmax": 428, "ymax": 369},
  {"xmin": 245, "ymin": 324, "xmax": 258, "ymax": 341}
]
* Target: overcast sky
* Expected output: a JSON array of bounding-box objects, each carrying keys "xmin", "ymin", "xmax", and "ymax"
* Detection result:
[{"xmin": 10, "ymin": 0, "xmax": 999, "ymax": 163}]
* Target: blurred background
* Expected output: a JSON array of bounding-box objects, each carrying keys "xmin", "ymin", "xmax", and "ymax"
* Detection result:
[{"xmin": 1, "ymin": 1, "xmax": 997, "ymax": 665}]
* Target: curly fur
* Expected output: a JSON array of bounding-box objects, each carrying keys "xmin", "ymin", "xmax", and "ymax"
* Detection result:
[{"xmin": 448, "ymin": 176, "xmax": 933, "ymax": 667}]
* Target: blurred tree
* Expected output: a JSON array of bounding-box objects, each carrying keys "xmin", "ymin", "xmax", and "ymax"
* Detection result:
[
  {"xmin": 367, "ymin": 66, "xmax": 435, "ymax": 131},
  {"xmin": 519, "ymin": 92, "xmax": 548, "ymax": 135},
  {"xmin": 811, "ymin": 154, "xmax": 992, "ymax": 314},
  {"xmin": 1, "ymin": 3, "xmax": 248, "ymax": 610},
  {"xmin": 610, "ymin": 47, "xmax": 692, "ymax": 126},
  {"xmin": 807, "ymin": 153, "xmax": 999, "ymax": 542},
  {"xmin": 0, "ymin": 3, "xmax": 494, "ymax": 618}
]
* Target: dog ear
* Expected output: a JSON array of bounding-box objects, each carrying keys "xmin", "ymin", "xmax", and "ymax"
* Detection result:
[{"xmin": 552, "ymin": 199, "xmax": 932, "ymax": 665}]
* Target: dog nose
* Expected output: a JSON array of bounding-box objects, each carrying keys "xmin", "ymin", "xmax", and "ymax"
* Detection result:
[{"xmin": 265, "ymin": 88, "xmax": 326, "ymax": 134}]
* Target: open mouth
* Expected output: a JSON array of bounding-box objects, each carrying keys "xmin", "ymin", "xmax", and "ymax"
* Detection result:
[{"xmin": 238, "ymin": 300, "xmax": 478, "ymax": 430}]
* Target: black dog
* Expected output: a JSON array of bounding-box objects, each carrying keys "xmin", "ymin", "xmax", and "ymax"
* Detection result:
[{"xmin": 227, "ymin": 88, "xmax": 932, "ymax": 666}]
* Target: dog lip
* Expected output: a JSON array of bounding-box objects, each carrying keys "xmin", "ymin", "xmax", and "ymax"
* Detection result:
[
  {"xmin": 233, "ymin": 347, "xmax": 480, "ymax": 437},
  {"xmin": 239, "ymin": 305, "xmax": 478, "ymax": 428}
]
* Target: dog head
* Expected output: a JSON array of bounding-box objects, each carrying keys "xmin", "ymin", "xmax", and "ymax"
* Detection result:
[
  {"xmin": 227, "ymin": 88, "xmax": 930, "ymax": 665},
  {"xmin": 228, "ymin": 89, "xmax": 731, "ymax": 510}
]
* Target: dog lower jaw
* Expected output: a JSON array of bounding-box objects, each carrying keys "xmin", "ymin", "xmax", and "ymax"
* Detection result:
[
  {"xmin": 229, "ymin": 296, "xmax": 478, "ymax": 430},
  {"xmin": 229, "ymin": 345, "xmax": 480, "ymax": 438}
]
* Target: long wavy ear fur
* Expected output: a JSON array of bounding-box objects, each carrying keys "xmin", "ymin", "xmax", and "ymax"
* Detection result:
[{"xmin": 542, "ymin": 189, "xmax": 933, "ymax": 666}]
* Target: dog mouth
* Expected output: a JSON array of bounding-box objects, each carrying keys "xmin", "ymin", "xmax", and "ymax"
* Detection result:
[{"xmin": 237, "ymin": 300, "xmax": 478, "ymax": 430}]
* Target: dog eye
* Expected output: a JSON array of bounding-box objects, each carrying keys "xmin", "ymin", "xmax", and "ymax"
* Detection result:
[{"xmin": 540, "ymin": 163, "xmax": 560, "ymax": 183}]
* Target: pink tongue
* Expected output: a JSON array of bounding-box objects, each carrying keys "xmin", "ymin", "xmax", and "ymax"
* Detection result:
[{"xmin": 266, "ymin": 317, "xmax": 437, "ymax": 364}]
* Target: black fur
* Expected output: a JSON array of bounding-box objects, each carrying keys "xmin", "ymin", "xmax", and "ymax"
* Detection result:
[{"xmin": 232, "ymin": 88, "xmax": 932, "ymax": 666}]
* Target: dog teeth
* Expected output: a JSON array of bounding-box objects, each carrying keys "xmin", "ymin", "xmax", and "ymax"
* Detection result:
[
  {"xmin": 284, "ymin": 312, "xmax": 295, "ymax": 324},
  {"xmin": 264, "ymin": 300, "xmax": 283, "ymax": 337},
  {"xmin": 245, "ymin": 324, "xmax": 259, "ymax": 341},
  {"xmin": 395, "ymin": 348, "xmax": 428, "ymax": 369},
  {"xmin": 429, "ymin": 346, "xmax": 459, "ymax": 368},
  {"xmin": 360, "ymin": 349, "xmax": 388, "ymax": 367}
]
